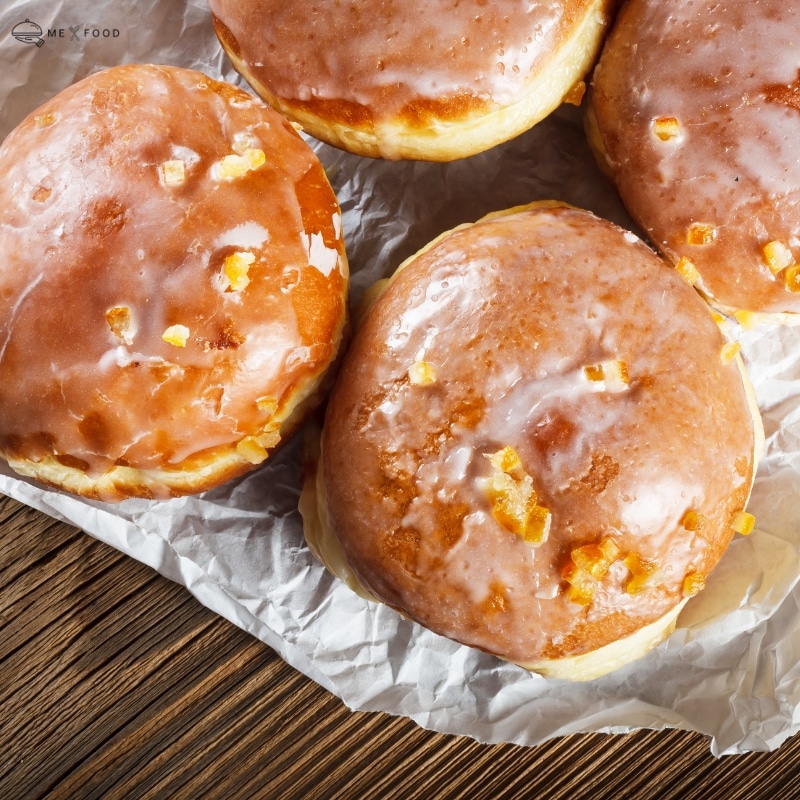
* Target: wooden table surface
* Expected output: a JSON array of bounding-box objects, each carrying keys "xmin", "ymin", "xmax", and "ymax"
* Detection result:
[{"xmin": 3, "ymin": 491, "xmax": 800, "ymax": 800}]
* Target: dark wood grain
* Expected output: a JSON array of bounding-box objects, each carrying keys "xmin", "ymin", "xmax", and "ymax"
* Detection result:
[{"xmin": 2, "ymin": 492, "xmax": 800, "ymax": 800}]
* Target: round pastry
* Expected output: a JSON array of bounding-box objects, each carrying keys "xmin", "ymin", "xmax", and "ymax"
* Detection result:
[
  {"xmin": 0, "ymin": 64, "xmax": 348, "ymax": 502},
  {"xmin": 301, "ymin": 201, "xmax": 763, "ymax": 681},
  {"xmin": 209, "ymin": 0, "xmax": 620, "ymax": 161},
  {"xmin": 586, "ymin": 0, "xmax": 800, "ymax": 323}
]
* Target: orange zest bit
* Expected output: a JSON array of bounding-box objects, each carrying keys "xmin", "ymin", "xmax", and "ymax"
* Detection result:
[
  {"xmin": 682, "ymin": 572, "xmax": 706, "ymax": 598},
  {"xmin": 563, "ymin": 537, "xmax": 621, "ymax": 606},
  {"xmin": 623, "ymin": 552, "xmax": 660, "ymax": 596},
  {"xmin": 686, "ymin": 223, "xmax": 716, "ymax": 246},
  {"xmin": 652, "ymin": 116, "xmax": 681, "ymax": 141}
]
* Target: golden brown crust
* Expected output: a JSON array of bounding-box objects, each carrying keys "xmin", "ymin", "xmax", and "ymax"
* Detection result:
[
  {"xmin": 0, "ymin": 64, "xmax": 348, "ymax": 502},
  {"xmin": 588, "ymin": 0, "xmax": 800, "ymax": 320},
  {"xmin": 311, "ymin": 202, "xmax": 761, "ymax": 675},
  {"xmin": 209, "ymin": 0, "xmax": 619, "ymax": 160}
]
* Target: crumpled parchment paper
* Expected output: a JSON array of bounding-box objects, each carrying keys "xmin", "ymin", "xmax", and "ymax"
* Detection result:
[{"xmin": 2, "ymin": 0, "xmax": 800, "ymax": 757}]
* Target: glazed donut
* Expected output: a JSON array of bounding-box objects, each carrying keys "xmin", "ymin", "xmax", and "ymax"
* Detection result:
[
  {"xmin": 300, "ymin": 201, "xmax": 763, "ymax": 681},
  {"xmin": 0, "ymin": 64, "xmax": 348, "ymax": 502},
  {"xmin": 587, "ymin": 0, "xmax": 800, "ymax": 323},
  {"xmin": 208, "ymin": 0, "xmax": 619, "ymax": 161}
]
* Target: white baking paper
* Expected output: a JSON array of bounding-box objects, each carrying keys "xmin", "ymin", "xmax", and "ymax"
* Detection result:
[{"xmin": 2, "ymin": 0, "xmax": 800, "ymax": 757}]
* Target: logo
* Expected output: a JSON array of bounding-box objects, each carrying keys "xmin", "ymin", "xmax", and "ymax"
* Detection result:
[
  {"xmin": 11, "ymin": 19, "xmax": 122, "ymax": 46},
  {"xmin": 12, "ymin": 19, "xmax": 45, "ymax": 47}
]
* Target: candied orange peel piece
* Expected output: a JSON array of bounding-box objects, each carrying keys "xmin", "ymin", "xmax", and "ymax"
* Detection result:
[
  {"xmin": 237, "ymin": 436, "xmax": 269, "ymax": 465},
  {"xmin": 258, "ymin": 424, "xmax": 282, "ymax": 451},
  {"xmin": 682, "ymin": 572, "xmax": 706, "ymax": 598},
  {"xmin": 562, "ymin": 537, "xmax": 622, "ymax": 605},
  {"xmin": 243, "ymin": 149, "xmax": 266, "ymax": 169},
  {"xmin": 160, "ymin": 159, "xmax": 186, "ymax": 187},
  {"xmin": 106, "ymin": 306, "xmax": 134, "ymax": 345},
  {"xmin": 675, "ymin": 256, "xmax": 701, "ymax": 286},
  {"xmin": 563, "ymin": 81, "xmax": 586, "ymax": 106},
  {"xmin": 720, "ymin": 342, "xmax": 741, "ymax": 364},
  {"xmin": 731, "ymin": 510, "xmax": 756, "ymax": 536},
  {"xmin": 652, "ymin": 116, "xmax": 681, "ymax": 141},
  {"xmin": 562, "ymin": 561, "xmax": 597, "ymax": 606},
  {"xmin": 583, "ymin": 359, "xmax": 629, "ymax": 392},
  {"xmin": 763, "ymin": 240, "xmax": 795, "ymax": 275},
  {"xmin": 162, "ymin": 324, "xmax": 190, "ymax": 348},
  {"xmin": 623, "ymin": 552, "xmax": 661, "ymax": 596},
  {"xmin": 784, "ymin": 264, "xmax": 800, "ymax": 293},
  {"xmin": 408, "ymin": 360, "xmax": 437, "ymax": 386},
  {"xmin": 681, "ymin": 510, "xmax": 708, "ymax": 532},
  {"xmin": 32, "ymin": 185, "xmax": 51, "ymax": 203},
  {"xmin": 256, "ymin": 396, "xmax": 278, "ymax": 415},
  {"xmin": 570, "ymin": 537, "xmax": 621, "ymax": 580},
  {"xmin": 35, "ymin": 112, "xmax": 56, "ymax": 127},
  {"xmin": 484, "ymin": 446, "xmax": 551, "ymax": 546},
  {"xmin": 215, "ymin": 148, "xmax": 266, "ymax": 179},
  {"xmin": 488, "ymin": 445, "xmax": 524, "ymax": 478},
  {"xmin": 687, "ymin": 223, "xmax": 716, "ymax": 246},
  {"xmin": 223, "ymin": 251, "xmax": 255, "ymax": 291}
]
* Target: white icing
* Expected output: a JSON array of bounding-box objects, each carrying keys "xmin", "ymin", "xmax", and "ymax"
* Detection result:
[
  {"xmin": 214, "ymin": 221, "xmax": 270, "ymax": 250},
  {"xmin": 169, "ymin": 144, "xmax": 201, "ymax": 167},
  {"xmin": 305, "ymin": 231, "xmax": 342, "ymax": 277}
]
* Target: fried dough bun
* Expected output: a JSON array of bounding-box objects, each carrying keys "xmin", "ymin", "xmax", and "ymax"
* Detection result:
[
  {"xmin": 0, "ymin": 64, "xmax": 348, "ymax": 502},
  {"xmin": 300, "ymin": 201, "xmax": 763, "ymax": 681},
  {"xmin": 209, "ymin": 0, "xmax": 619, "ymax": 161},
  {"xmin": 586, "ymin": 0, "xmax": 800, "ymax": 323}
]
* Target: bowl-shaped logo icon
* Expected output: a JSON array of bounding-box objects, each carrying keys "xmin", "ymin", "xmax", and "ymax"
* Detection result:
[{"xmin": 12, "ymin": 19, "xmax": 45, "ymax": 47}]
